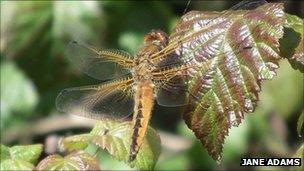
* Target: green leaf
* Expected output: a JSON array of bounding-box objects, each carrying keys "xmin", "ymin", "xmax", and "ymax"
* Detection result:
[
  {"xmin": 0, "ymin": 62, "xmax": 38, "ymax": 129},
  {"xmin": 1, "ymin": 159, "xmax": 35, "ymax": 171},
  {"xmin": 282, "ymin": 14, "xmax": 304, "ymax": 72},
  {"xmin": 177, "ymin": 3, "xmax": 285, "ymax": 161},
  {"xmin": 10, "ymin": 144, "xmax": 43, "ymax": 164},
  {"xmin": 36, "ymin": 151, "xmax": 100, "ymax": 171},
  {"xmin": 0, "ymin": 144, "xmax": 43, "ymax": 164},
  {"xmin": 0, "ymin": 144, "xmax": 43, "ymax": 171},
  {"xmin": 53, "ymin": 1, "xmax": 102, "ymax": 43},
  {"xmin": 90, "ymin": 121, "xmax": 161, "ymax": 170},
  {"xmin": 59, "ymin": 134, "xmax": 92, "ymax": 152},
  {"xmin": 297, "ymin": 112, "xmax": 304, "ymax": 137},
  {"xmin": 0, "ymin": 1, "xmax": 52, "ymax": 59},
  {"xmin": 60, "ymin": 120, "xmax": 161, "ymax": 170}
]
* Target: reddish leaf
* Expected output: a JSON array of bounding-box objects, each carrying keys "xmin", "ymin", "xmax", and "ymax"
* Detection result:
[{"xmin": 171, "ymin": 3, "xmax": 285, "ymax": 161}]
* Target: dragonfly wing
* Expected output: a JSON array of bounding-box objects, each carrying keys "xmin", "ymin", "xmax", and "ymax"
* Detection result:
[
  {"xmin": 156, "ymin": 75, "xmax": 188, "ymax": 107},
  {"xmin": 66, "ymin": 41, "xmax": 134, "ymax": 80},
  {"xmin": 56, "ymin": 77, "xmax": 134, "ymax": 120}
]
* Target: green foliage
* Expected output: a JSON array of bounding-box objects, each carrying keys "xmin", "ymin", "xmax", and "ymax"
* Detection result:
[
  {"xmin": 1, "ymin": 159, "xmax": 35, "ymax": 171},
  {"xmin": 281, "ymin": 14, "xmax": 304, "ymax": 72},
  {"xmin": 60, "ymin": 134, "xmax": 92, "ymax": 152},
  {"xmin": 0, "ymin": 1, "xmax": 52, "ymax": 59},
  {"xmin": 60, "ymin": 120, "xmax": 161, "ymax": 170},
  {"xmin": 0, "ymin": 144, "xmax": 43, "ymax": 170},
  {"xmin": 1, "ymin": 1, "xmax": 103, "ymax": 118},
  {"xmin": 0, "ymin": 62, "xmax": 38, "ymax": 129},
  {"xmin": 36, "ymin": 151, "xmax": 100, "ymax": 170}
]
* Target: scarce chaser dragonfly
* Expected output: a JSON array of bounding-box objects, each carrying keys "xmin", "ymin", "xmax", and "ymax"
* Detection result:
[{"xmin": 56, "ymin": 0, "xmax": 281, "ymax": 161}]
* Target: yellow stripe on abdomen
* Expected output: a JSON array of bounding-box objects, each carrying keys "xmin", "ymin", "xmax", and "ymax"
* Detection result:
[{"xmin": 129, "ymin": 81, "xmax": 154, "ymax": 161}]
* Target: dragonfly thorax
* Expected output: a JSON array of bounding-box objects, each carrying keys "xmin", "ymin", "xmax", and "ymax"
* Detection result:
[
  {"xmin": 132, "ymin": 58, "xmax": 154, "ymax": 81},
  {"xmin": 132, "ymin": 30, "xmax": 169, "ymax": 82}
]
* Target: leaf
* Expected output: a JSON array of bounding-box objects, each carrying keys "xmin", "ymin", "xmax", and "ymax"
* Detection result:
[
  {"xmin": 60, "ymin": 120, "xmax": 161, "ymax": 170},
  {"xmin": 0, "ymin": 1, "xmax": 52, "ymax": 59},
  {"xmin": 53, "ymin": 1, "xmax": 101, "ymax": 41},
  {"xmin": 9, "ymin": 144, "xmax": 43, "ymax": 164},
  {"xmin": 36, "ymin": 151, "xmax": 100, "ymax": 171},
  {"xmin": 0, "ymin": 144, "xmax": 43, "ymax": 164},
  {"xmin": 1, "ymin": 159, "xmax": 35, "ymax": 171},
  {"xmin": 175, "ymin": 3, "xmax": 285, "ymax": 161},
  {"xmin": 1, "ymin": 1, "xmax": 101, "ymax": 58},
  {"xmin": 59, "ymin": 134, "xmax": 93, "ymax": 152},
  {"xmin": 0, "ymin": 62, "xmax": 38, "ymax": 129},
  {"xmin": 282, "ymin": 14, "xmax": 304, "ymax": 72},
  {"xmin": 297, "ymin": 112, "xmax": 303, "ymax": 137},
  {"xmin": 0, "ymin": 144, "xmax": 43, "ymax": 171},
  {"xmin": 91, "ymin": 121, "xmax": 161, "ymax": 170}
]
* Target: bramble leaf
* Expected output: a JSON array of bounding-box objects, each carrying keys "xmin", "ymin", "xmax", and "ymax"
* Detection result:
[
  {"xmin": 171, "ymin": 3, "xmax": 285, "ymax": 161},
  {"xmin": 91, "ymin": 121, "xmax": 161, "ymax": 170},
  {"xmin": 60, "ymin": 134, "xmax": 92, "ymax": 152},
  {"xmin": 1, "ymin": 159, "xmax": 35, "ymax": 171},
  {"xmin": 0, "ymin": 144, "xmax": 43, "ymax": 170},
  {"xmin": 36, "ymin": 151, "xmax": 100, "ymax": 171},
  {"xmin": 60, "ymin": 120, "xmax": 161, "ymax": 170},
  {"xmin": 9, "ymin": 144, "xmax": 43, "ymax": 164}
]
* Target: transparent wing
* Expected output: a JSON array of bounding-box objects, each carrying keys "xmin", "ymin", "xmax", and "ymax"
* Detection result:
[
  {"xmin": 153, "ymin": 53, "xmax": 212, "ymax": 107},
  {"xmin": 156, "ymin": 75, "xmax": 188, "ymax": 107},
  {"xmin": 56, "ymin": 77, "xmax": 134, "ymax": 120},
  {"xmin": 66, "ymin": 41, "xmax": 134, "ymax": 80},
  {"xmin": 153, "ymin": 52, "xmax": 187, "ymax": 106}
]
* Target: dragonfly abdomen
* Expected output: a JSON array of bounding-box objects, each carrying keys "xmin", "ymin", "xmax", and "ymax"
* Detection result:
[{"xmin": 129, "ymin": 81, "xmax": 155, "ymax": 161}]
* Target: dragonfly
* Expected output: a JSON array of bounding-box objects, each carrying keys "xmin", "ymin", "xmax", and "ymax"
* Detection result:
[{"xmin": 56, "ymin": 0, "xmax": 269, "ymax": 162}]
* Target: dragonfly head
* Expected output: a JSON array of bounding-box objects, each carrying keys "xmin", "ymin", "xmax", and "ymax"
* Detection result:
[{"xmin": 144, "ymin": 30, "xmax": 168, "ymax": 47}]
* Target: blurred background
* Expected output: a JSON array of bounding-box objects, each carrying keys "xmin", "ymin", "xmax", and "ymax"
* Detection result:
[{"xmin": 1, "ymin": 1, "xmax": 303, "ymax": 170}]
